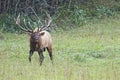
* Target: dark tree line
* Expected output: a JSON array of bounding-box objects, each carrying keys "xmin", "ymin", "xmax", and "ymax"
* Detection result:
[
  {"xmin": 0, "ymin": 0, "xmax": 89, "ymax": 15},
  {"xmin": 1, "ymin": 0, "xmax": 119, "ymax": 15}
]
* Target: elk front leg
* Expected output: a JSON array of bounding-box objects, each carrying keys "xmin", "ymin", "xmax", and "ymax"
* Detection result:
[
  {"xmin": 28, "ymin": 50, "xmax": 34, "ymax": 62},
  {"xmin": 38, "ymin": 51, "xmax": 44, "ymax": 66}
]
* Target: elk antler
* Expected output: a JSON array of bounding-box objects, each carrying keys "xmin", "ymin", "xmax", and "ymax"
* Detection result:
[
  {"xmin": 40, "ymin": 12, "xmax": 52, "ymax": 31},
  {"xmin": 15, "ymin": 13, "xmax": 33, "ymax": 33},
  {"xmin": 28, "ymin": 7, "xmax": 43, "ymax": 32}
]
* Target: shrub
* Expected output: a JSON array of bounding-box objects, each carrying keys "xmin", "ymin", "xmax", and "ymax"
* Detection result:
[
  {"xmin": 71, "ymin": 8, "xmax": 87, "ymax": 26},
  {"xmin": 95, "ymin": 6, "xmax": 115, "ymax": 18},
  {"xmin": 0, "ymin": 14, "xmax": 18, "ymax": 33}
]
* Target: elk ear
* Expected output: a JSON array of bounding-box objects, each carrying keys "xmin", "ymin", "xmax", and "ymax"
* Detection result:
[{"xmin": 40, "ymin": 32, "xmax": 45, "ymax": 36}]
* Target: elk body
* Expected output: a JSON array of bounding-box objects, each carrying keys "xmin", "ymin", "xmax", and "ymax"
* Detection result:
[
  {"xmin": 15, "ymin": 13, "xmax": 53, "ymax": 65},
  {"xmin": 29, "ymin": 30, "xmax": 53, "ymax": 65}
]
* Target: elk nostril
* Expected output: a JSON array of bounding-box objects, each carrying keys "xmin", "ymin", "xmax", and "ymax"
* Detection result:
[{"xmin": 34, "ymin": 36, "xmax": 39, "ymax": 41}]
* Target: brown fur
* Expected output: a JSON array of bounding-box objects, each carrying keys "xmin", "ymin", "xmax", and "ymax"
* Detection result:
[{"xmin": 28, "ymin": 30, "xmax": 53, "ymax": 65}]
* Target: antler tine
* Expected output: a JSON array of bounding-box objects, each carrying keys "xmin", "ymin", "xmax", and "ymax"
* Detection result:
[
  {"xmin": 23, "ymin": 18, "xmax": 34, "ymax": 31},
  {"xmin": 28, "ymin": 7, "xmax": 43, "ymax": 31},
  {"xmin": 16, "ymin": 13, "xmax": 33, "ymax": 33},
  {"xmin": 46, "ymin": 12, "xmax": 52, "ymax": 27},
  {"xmin": 16, "ymin": 13, "xmax": 20, "ymax": 25},
  {"xmin": 40, "ymin": 12, "xmax": 52, "ymax": 31}
]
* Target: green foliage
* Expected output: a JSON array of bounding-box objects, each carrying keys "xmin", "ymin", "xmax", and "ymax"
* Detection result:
[
  {"xmin": 72, "ymin": 8, "xmax": 87, "ymax": 26},
  {"xmin": 0, "ymin": 14, "xmax": 19, "ymax": 33},
  {"xmin": 1, "ymin": 0, "xmax": 120, "ymax": 32},
  {"xmin": 0, "ymin": 17, "xmax": 120, "ymax": 79},
  {"xmin": 0, "ymin": 14, "xmax": 41, "ymax": 33},
  {"xmin": 95, "ymin": 6, "xmax": 115, "ymax": 18},
  {"xmin": 54, "ymin": 0, "xmax": 120, "ymax": 28}
]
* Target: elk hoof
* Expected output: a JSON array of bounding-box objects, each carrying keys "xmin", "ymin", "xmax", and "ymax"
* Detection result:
[{"xmin": 28, "ymin": 57, "xmax": 31, "ymax": 62}]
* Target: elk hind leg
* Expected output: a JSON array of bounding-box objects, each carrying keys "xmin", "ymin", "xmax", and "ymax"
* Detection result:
[{"xmin": 47, "ymin": 47, "xmax": 53, "ymax": 62}]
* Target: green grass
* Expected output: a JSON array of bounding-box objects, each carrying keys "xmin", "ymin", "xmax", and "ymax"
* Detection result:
[{"xmin": 0, "ymin": 17, "xmax": 120, "ymax": 80}]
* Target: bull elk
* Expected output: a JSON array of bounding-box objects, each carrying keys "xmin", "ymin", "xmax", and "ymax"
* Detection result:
[{"xmin": 15, "ymin": 13, "xmax": 53, "ymax": 65}]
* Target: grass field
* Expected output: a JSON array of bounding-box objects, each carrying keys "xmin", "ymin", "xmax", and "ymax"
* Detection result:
[{"xmin": 0, "ymin": 17, "xmax": 120, "ymax": 80}]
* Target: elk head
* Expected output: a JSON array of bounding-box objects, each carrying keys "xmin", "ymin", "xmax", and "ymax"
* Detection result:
[{"xmin": 15, "ymin": 13, "xmax": 52, "ymax": 42}]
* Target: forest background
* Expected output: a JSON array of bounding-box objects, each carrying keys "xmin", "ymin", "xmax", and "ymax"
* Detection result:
[{"xmin": 0, "ymin": 0, "xmax": 120, "ymax": 32}]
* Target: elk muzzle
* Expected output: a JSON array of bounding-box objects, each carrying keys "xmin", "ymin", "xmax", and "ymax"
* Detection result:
[{"xmin": 32, "ymin": 33, "xmax": 40, "ymax": 42}]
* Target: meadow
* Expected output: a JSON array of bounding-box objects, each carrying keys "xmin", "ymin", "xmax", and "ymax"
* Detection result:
[{"xmin": 0, "ymin": 17, "xmax": 120, "ymax": 80}]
